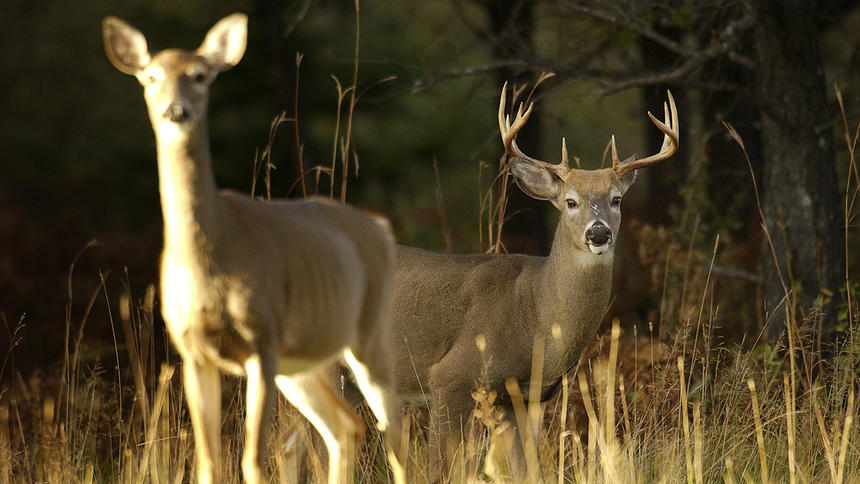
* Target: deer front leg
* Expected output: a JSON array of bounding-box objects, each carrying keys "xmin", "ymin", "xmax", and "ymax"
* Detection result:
[
  {"xmin": 182, "ymin": 358, "xmax": 222, "ymax": 484},
  {"xmin": 343, "ymin": 348, "xmax": 406, "ymax": 484},
  {"xmin": 428, "ymin": 377, "xmax": 477, "ymax": 483},
  {"xmin": 276, "ymin": 370, "xmax": 364, "ymax": 484},
  {"xmin": 242, "ymin": 351, "xmax": 276, "ymax": 484}
]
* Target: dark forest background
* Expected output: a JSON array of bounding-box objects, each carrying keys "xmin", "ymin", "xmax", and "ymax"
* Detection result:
[{"xmin": 1, "ymin": 0, "xmax": 858, "ymax": 381}]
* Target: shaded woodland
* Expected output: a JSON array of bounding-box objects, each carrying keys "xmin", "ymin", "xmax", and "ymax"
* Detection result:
[{"xmin": 1, "ymin": 0, "xmax": 858, "ymax": 379}]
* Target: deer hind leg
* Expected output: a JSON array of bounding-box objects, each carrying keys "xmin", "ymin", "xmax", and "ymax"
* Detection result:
[
  {"xmin": 181, "ymin": 358, "xmax": 222, "ymax": 484},
  {"xmin": 275, "ymin": 370, "xmax": 364, "ymax": 484},
  {"xmin": 241, "ymin": 352, "xmax": 276, "ymax": 484},
  {"xmin": 343, "ymin": 348, "xmax": 406, "ymax": 484},
  {"xmin": 428, "ymin": 361, "xmax": 480, "ymax": 483}
]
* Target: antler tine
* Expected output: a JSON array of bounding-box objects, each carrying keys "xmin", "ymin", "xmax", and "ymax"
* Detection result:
[
  {"xmin": 561, "ymin": 137, "xmax": 569, "ymax": 166},
  {"xmin": 498, "ymin": 82, "xmax": 537, "ymax": 163},
  {"xmin": 498, "ymin": 82, "xmax": 570, "ymax": 176},
  {"xmin": 613, "ymin": 89, "xmax": 680, "ymax": 176},
  {"xmin": 609, "ymin": 134, "xmax": 620, "ymax": 167}
]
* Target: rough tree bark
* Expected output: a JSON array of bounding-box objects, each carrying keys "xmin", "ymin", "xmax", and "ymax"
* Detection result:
[{"xmin": 753, "ymin": 0, "xmax": 844, "ymax": 339}]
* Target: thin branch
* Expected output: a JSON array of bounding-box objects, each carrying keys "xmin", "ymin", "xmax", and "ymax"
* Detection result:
[
  {"xmin": 282, "ymin": 0, "xmax": 311, "ymax": 39},
  {"xmin": 558, "ymin": 0, "xmax": 685, "ymax": 55},
  {"xmin": 411, "ymin": 60, "xmax": 531, "ymax": 92},
  {"xmin": 595, "ymin": 12, "xmax": 755, "ymax": 96},
  {"xmin": 294, "ymin": 53, "xmax": 306, "ymax": 197},
  {"xmin": 555, "ymin": 1, "xmax": 755, "ymax": 96}
]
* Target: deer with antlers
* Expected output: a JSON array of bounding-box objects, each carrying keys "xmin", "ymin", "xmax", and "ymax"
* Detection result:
[{"xmin": 388, "ymin": 83, "xmax": 679, "ymax": 479}]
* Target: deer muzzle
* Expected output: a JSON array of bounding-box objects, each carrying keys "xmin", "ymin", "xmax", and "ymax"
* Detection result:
[
  {"xmin": 163, "ymin": 101, "xmax": 190, "ymax": 123},
  {"xmin": 585, "ymin": 221, "xmax": 612, "ymax": 248}
]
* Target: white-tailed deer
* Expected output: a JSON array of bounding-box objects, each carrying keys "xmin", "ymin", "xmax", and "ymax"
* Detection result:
[
  {"xmin": 390, "ymin": 83, "xmax": 678, "ymax": 478},
  {"xmin": 103, "ymin": 14, "xmax": 405, "ymax": 484}
]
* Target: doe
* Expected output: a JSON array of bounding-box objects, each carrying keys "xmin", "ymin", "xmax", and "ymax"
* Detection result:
[{"xmin": 103, "ymin": 13, "xmax": 405, "ymax": 484}]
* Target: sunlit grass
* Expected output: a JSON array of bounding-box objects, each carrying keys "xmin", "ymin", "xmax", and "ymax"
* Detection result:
[
  {"xmin": 2, "ymin": 61, "xmax": 858, "ymax": 484},
  {"xmin": 4, "ymin": 296, "xmax": 860, "ymax": 483}
]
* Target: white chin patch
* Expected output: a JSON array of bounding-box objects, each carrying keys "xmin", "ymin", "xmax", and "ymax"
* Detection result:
[
  {"xmin": 588, "ymin": 244, "xmax": 609, "ymax": 255},
  {"xmin": 156, "ymin": 120, "xmax": 193, "ymax": 139}
]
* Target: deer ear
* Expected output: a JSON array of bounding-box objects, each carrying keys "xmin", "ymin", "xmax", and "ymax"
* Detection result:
[
  {"xmin": 615, "ymin": 154, "xmax": 638, "ymax": 193},
  {"xmin": 509, "ymin": 157, "xmax": 562, "ymax": 201},
  {"xmin": 103, "ymin": 17, "xmax": 151, "ymax": 76},
  {"xmin": 197, "ymin": 13, "xmax": 248, "ymax": 71}
]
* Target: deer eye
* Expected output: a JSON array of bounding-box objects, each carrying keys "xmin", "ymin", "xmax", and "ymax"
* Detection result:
[
  {"xmin": 190, "ymin": 71, "xmax": 207, "ymax": 84},
  {"xmin": 187, "ymin": 66, "xmax": 208, "ymax": 84},
  {"xmin": 566, "ymin": 199, "xmax": 578, "ymax": 209},
  {"xmin": 611, "ymin": 196, "xmax": 622, "ymax": 207},
  {"xmin": 141, "ymin": 71, "xmax": 158, "ymax": 85}
]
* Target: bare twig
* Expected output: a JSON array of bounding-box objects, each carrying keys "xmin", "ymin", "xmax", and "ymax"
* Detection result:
[
  {"xmin": 558, "ymin": 0, "xmax": 685, "ymax": 55},
  {"xmin": 340, "ymin": 0, "xmax": 361, "ymax": 202},
  {"xmin": 282, "ymin": 0, "xmax": 311, "ymax": 39},
  {"xmin": 251, "ymin": 112, "xmax": 291, "ymax": 200},
  {"xmin": 294, "ymin": 53, "xmax": 306, "ymax": 197},
  {"xmin": 412, "ymin": 61, "xmax": 531, "ymax": 92},
  {"xmin": 329, "ymin": 76, "xmax": 348, "ymax": 198},
  {"xmin": 432, "ymin": 157, "xmax": 453, "ymax": 252},
  {"xmin": 596, "ymin": 14, "xmax": 754, "ymax": 97}
]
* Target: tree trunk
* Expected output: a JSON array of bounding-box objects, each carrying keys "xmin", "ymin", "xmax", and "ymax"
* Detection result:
[
  {"xmin": 638, "ymin": 23, "xmax": 688, "ymax": 227},
  {"xmin": 753, "ymin": 0, "xmax": 844, "ymax": 339},
  {"xmin": 697, "ymin": 3, "xmax": 761, "ymax": 241},
  {"xmin": 485, "ymin": 0, "xmax": 550, "ymax": 255}
]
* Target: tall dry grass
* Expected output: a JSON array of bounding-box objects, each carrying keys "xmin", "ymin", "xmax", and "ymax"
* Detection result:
[{"xmin": 2, "ymin": 14, "xmax": 859, "ymax": 479}]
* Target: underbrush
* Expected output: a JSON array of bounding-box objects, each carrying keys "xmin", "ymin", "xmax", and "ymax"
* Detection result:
[
  {"xmin": 2, "ymin": 26, "xmax": 858, "ymax": 483},
  {"xmin": 2, "ymin": 291, "xmax": 860, "ymax": 483}
]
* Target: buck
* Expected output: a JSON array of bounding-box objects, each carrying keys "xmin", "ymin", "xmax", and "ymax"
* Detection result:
[
  {"xmin": 390, "ymin": 83, "xmax": 678, "ymax": 477},
  {"xmin": 102, "ymin": 14, "xmax": 405, "ymax": 484}
]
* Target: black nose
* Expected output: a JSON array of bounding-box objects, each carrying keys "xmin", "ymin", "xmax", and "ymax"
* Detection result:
[
  {"xmin": 586, "ymin": 222, "xmax": 612, "ymax": 246},
  {"xmin": 163, "ymin": 102, "xmax": 189, "ymax": 122}
]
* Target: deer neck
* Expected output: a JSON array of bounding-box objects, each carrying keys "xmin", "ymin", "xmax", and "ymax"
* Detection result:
[
  {"xmin": 537, "ymin": 220, "xmax": 614, "ymax": 335},
  {"xmin": 154, "ymin": 120, "xmax": 219, "ymax": 260}
]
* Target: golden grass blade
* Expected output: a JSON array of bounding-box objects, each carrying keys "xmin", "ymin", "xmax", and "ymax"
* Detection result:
[
  {"xmin": 836, "ymin": 387, "xmax": 854, "ymax": 484},
  {"xmin": 783, "ymin": 373, "xmax": 795, "ymax": 484},
  {"xmin": 747, "ymin": 379, "xmax": 768, "ymax": 484},
  {"xmin": 811, "ymin": 384, "xmax": 837, "ymax": 480},
  {"xmin": 82, "ymin": 463, "xmax": 94, "ymax": 484},
  {"xmin": 172, "ymin": 429, "xmax": 188, "ymax": 484},
  {"xmin": 724, "ymin": 457, "xmax": 736, "ymax": 484},
  {"xmin": 578, "ymin": 370, "xmax": 621, "ymax": 483},
  {"xmin": 578, "ymin": 372, "xmax": 598, "ymax": 484},
  {"xmin": 505, "ymin": 378, "xmax": 540, "ymax": 484},
  {"xmin": 558, "ymin": 373, "xmax": 568, "ymax": 484},
  {"xmin": 528, "ymin": 337, "xmax": 545, "ymax": 437},
  {"xmin": 679, "ymin": 356, "xmax": 693, "ymax": 484},
  {"xmin": 0, "ymin": 405, "xmax": 9, "ymax": 484},
  {"xmin": 605, "ymin": 319, "xmax": 620, "ymax": 445},
  {"xmin": 693, "ymin": 402, "xmax": 703, "ymax": 484},
  {"xmin": 135, "ymin": 364, "xmax": 175, "ymax": 484},
  {"xmin": 618, "ymin": 374, "xmax": 635, "ymax": 480}
]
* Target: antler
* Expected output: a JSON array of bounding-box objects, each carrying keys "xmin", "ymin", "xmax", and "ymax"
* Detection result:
[
  {"xmin": 498, "ymin": 82, "xmax": 570, "ymax": 179},
  {"xmin": 612, "ymin": 89, "xmax": 679, "ymax": 176}
]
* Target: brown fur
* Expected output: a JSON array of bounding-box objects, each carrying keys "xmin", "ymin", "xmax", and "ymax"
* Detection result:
[
  {"xmin": 103, "ymin": 14, "xmax": 404, "ymax": 484},
  {"xmin": 389, "ymin": 84, "xmax": 677, "ymax": 480},
  {"xmin": 392, "ymin": 165, "xmax": 633, "ymax": 478}
]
